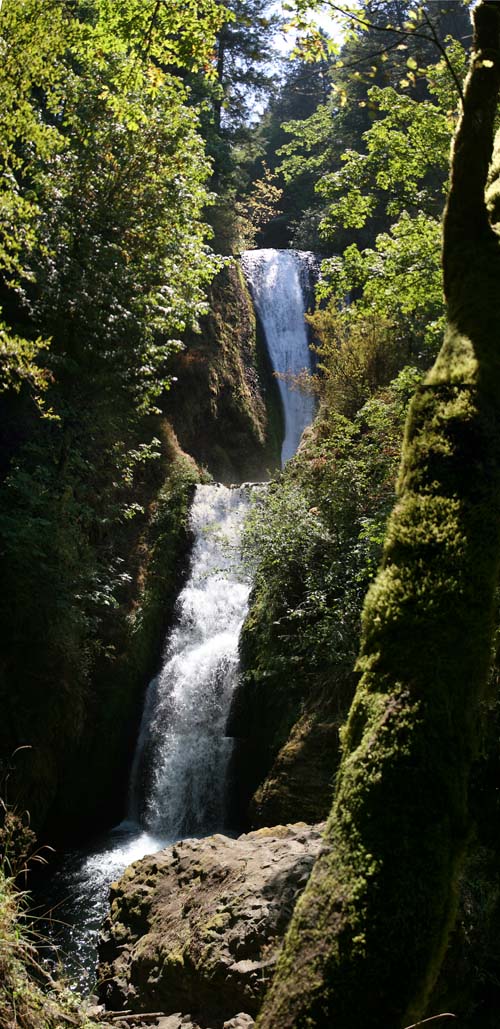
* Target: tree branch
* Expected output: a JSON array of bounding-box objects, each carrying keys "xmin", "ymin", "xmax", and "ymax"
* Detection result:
[
  {"xmin": 322, "ymin": 1, "xmax": 465, "ymax": 101},
  {"xmin": 403, "ymin": 1014, "xmax": 457, "ymax": 1029},
  {"xmin": 421, "ymin": 8, "xmax": 464, "ymax": 104},
  {"xmin": 324, "ymin": 0, "xmax": 450, "ymax": 44},
  {"xmin": 142, "ymin": 0, "xmax": 162, "ymax": 59}
]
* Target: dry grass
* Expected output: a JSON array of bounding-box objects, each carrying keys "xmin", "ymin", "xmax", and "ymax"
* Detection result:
[
  {"xmin": 0, "ymin": 794, "xmax": 105, "ymax": 1029},
  {"xmin": 0, "ymin": 868, "xmax": 105, "ymax": 1029}
]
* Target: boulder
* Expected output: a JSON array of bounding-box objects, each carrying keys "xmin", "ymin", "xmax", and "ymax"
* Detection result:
[{"xmin": 98, "ymin": 823, "xmax": 324, "ymax": 1028}]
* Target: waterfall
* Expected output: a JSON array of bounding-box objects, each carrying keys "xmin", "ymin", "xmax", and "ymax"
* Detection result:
[
  {"xmin": 241, "ymin": 248, "xmax": 316, "ymax": 466},
  {"xmin": 44, "ymin": 483, "xmax": 252, "ymax": 989},
  {"xmin": 129, "ymin": 483, "xmax": 251, "ymax": 836},
  {"xmin": 43, "ymin": 249, "xmax": 316, "ymax": 987}
]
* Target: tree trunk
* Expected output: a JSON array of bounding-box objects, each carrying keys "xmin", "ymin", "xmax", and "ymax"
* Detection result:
[
  {"xmin": 214, "ymin": 29, "xmax": 226, "ymax": 136},
  {"xmin": 256, "ymin": 3, "xmax": 500, "ymax": 1027}
]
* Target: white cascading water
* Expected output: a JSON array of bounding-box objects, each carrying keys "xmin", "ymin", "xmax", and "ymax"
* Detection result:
[
  {"xmin": 241, "ymin": 248, "xmax": 316, "ymax": 466},
  {"xmin": 128, "ymin": 483, "xmax": 251, "ymax": 836},
  {"xmin": 45, "ymin": 484, "xmax": 251, "ymax": 989},
  {"xmin": 43, "ymin": 250, "xmax": 317, "ymax": 989}
]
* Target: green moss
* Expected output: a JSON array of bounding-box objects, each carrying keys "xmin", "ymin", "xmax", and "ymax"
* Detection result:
[
  {"xmin": 257, "ymin": 369, "xmax": 500, "ymax": 1028},
  {"xmin": 251, "ymin": 709, "xmax": 339, "ymax": 827},
  {"xmin": 167, "ymin": 260, "xmax": 282, "ymax": 482},
  {"xmin": 230, "ymin": 376, "xmax": 403, "ymax": 831},
  {"xmin": 256, "ymin": 11, "xmax": 500, "ymax": 1024},
  {"xmin": 48, "ymin": 432, "xmax": 201, "ymax": 837},
  {"xmin": 228, "ymin": 589, "xmax": 313, "ymax": 824}
]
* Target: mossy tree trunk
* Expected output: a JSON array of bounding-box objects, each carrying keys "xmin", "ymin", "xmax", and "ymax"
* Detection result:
[{"xmin": 256, "ymin": 3, "xmax": 500, "ymax": 1027}]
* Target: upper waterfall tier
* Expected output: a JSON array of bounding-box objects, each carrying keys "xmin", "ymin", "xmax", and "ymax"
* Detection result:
[{"xmin": 241, "ymin": 248, "xmax": 316, "ymax": 466}]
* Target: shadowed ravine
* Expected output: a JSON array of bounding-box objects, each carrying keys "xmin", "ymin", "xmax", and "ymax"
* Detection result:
[{"xmin": 41, "ymin": 249, "xmax": 315, "ymax": 991}]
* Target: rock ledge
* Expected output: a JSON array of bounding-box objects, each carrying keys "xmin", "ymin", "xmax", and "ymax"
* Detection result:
[{"xmin": 98, "ymin": 823, "xmax": 324, "ymax": 1028}]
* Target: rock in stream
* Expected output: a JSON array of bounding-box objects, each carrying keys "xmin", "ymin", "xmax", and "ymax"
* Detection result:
[{"xmin": 98, "ymin": 823, "xmax": 325, "ymax": 1028}]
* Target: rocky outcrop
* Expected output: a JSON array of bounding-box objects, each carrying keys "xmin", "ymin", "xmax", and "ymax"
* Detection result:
[
  {"xmin": 166, "ymin": 261, "xmax": 282, "ymax": 484},
  {"xmin": 96, "ymin": 1013, "xmax": 255, "ymax": 1029},
  {"xmin": 227, "ymin": 630, "xmax": 346, "ymax": 831},
  {"xmin": 98, "ymin": 824, "xmax": 324, "ymax": 1028},
  {"xmin": 248, "ymin": 708, "xmax": 339, "ymax": 828}
]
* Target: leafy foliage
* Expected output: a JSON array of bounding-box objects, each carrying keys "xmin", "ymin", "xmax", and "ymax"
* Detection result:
[
  {"xmin": 242, "ymin": 307, "xmax": 420, "ymax": 772},
  {"xmin": 0, "ymin": 0, "xmax": 226, "ymax": 411},
  {"xmin": 274, "ymin": 1, "xmax": 470, "ymax": 249},
  {"xmin": 0, "ymin": 0, "xmax": 227, "ymax": 827},
  {"xmin": 234, "ymin": 163, "xmax": 283, "ymax": 248},
  {"xmin": 312, "ymin": 39, "xmax": 468, "ymax": 367}
]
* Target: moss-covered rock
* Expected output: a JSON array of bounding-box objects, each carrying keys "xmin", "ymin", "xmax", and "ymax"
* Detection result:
[
  {"xmin": 167, "ymin": 261, "xmax": 282, "ymax": 483},
  {"xmin": 256, "ymin": 5, "xmax": 500, "ymax": 1026},
  {"xmin": 228, "ymin": 383, "xmax": 402, "ymax": 832},
  {"xmin": 98, "ymin": 824, "xmax": 323, "ymax": 1027},
  {"xmin": 250, "ymin": 706, "xmax": 339, "ymax": 828},
  {"xmin": 1, "ymin": 423, "xmax": 201, "ymax": 841},
  {"xmin": 48, "ymin": 426, "xmax": 201, "ymax": 839},
  {"xmin": 257, "ymin": 341, "xmax": 500, "ymax": 1029},
  {"xmin": 228, "ymin": 614, "xmax": 344, "ymax": 830}
]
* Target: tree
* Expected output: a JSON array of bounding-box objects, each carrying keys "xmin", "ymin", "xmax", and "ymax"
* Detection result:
[
  {"xmin": 250, "ymin": 51, "xmax": 333, "ymax": 247},
  {"xmin": 0, "ymin": 0, "xmax": 226, "ymax": 403},
  {"xmin": 213, "ymin": 0, "xmax": 280, "ymax": 134},
  {"xmin": 203, "ymin": 0, "xmax": 283, "ymax": 252},
  {"xmin": 256, "ymin": 2, "xmax": 500, "ymax": 1026},
  {"xmin": 277, "ymin": 0, "xmax": 471, "ymax": 249},
  {"xmin": 315, "ymin": 38, "xmax": 468, "ymax": 362},
  {"xmin": 0, "ymin": 0, "xmax": 226, "ymax": 828}
]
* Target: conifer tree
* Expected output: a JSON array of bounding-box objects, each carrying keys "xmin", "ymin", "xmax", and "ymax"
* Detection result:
[{"xmin": 214, "ymin": 0, "xmax": 279, "ymax": 133}]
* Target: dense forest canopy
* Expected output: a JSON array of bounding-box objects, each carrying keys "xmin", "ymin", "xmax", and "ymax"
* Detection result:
[{"xmin": 2, "ymin": 2, "xmax": 500, "ymax": 1028}]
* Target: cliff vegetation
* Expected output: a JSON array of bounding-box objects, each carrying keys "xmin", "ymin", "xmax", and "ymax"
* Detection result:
[{"xmin": 2, "ymin": 1, "xmax": 500, "ymax": 1028}]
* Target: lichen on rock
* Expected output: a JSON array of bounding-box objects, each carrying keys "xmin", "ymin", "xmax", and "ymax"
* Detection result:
[{"xmin": 98, "ymin": 824, "xmax": 324, "ymax": 1028}]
